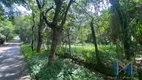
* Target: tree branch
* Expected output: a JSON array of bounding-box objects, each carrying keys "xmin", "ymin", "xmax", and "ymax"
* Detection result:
[
  {"xmin": 90, "ymin": 18, "xmax": 101, "ymax": 63},
  {"xmin": 52, "ymin": 0, "xmax": 62, "ymax": 25},
  {"xmin": 43, "ymin": 6, "xmax": 54, "ymax": 28},
  {"xmin": 36, "ymin": 0, "xmax": 41, "ymax": 9},
  {"xmin": 42, "ymin": 0, "xmax": 45, "ymax": 8},
  {"xmin": 43, "ymin": 15, "xmax": 52, "ymax": 28},
  {"xmin": 45, "ymin": 6, "xmax": 53, "ymax": 15},
  {"xmin": 60, "ymin": 0, "xmax": 73, "ymax": 28}
]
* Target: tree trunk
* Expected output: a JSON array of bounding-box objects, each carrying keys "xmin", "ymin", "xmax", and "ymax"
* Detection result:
[
  {"xmin": 109, "ymin": 0, "xmax": 134, "ymax": 60},
  {"xmin": 67, "ymin": 29, "xmax": 71, "ymax": 54},
  {"xmin": 90, "ymin": 18, "xmax": 101, "ymax": 64},
  {"xmin": 123, "ymin": 24, "xmax": 132, "ymax": 60},
  {"xmin": 31, "ymin": 11, "xmax": 35, "ymax": 51},
  {"xmin": 5, "ymin": 36, "xmax": 8, "ymax": 42},
  {"xmin": 31, "ymin": 24, "xmax": 34, "ymax": 51},
  {"xmin": 37, "ymin": 28, "xmax": 43, "ymax": 53},
  {"xmin": 48, "ymin": 28, "xmax": 60, "ymax": 65},
  {"xmin": 31, "ymin": 37, "xmax": 34, "ymax": 51},
  {"xmin": 37, "ymin": 13, "xmax": 44, "ymax": 53}
]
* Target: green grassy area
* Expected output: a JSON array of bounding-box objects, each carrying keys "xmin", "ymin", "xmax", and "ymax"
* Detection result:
[
  {"xmin": 21, "ymin": 44, "xmax": 105, "ymax": 80},
  {"xmin": 56, "ymin": 44, "xmax": 117, "ymax": 61}
]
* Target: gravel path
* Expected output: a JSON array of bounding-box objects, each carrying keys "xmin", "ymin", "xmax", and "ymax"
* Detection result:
[{"xmin": 0, "ymin": 38, "xmax": 29, "ymax": 80}]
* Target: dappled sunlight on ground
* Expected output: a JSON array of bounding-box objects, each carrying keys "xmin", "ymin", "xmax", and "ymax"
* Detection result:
[{"xmin": 0, "ymin": 38, "xmax": 29, "ymax": 80}]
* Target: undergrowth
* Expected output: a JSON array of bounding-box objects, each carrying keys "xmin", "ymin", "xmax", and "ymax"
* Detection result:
[{"xmin": 21, "ymin": 44, "xmax": 104, "ymax": 80}]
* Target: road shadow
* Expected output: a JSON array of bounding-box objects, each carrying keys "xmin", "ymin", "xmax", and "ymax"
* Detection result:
[{"xmin": 0, "ymin": 39, "xmax": 24, "ymax": 80}]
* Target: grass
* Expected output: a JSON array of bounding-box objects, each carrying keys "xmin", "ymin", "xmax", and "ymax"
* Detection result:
[
  {"xmin": 56, "ymin": 44, "xmax": 117, "ymax": 61},
  {"xmin": 21, "ymin": 44, "xmax": 45, "ymax": 58},
  {"xmin": 21, "ymin": 44, "xmax": 36, "ymax": 58}
]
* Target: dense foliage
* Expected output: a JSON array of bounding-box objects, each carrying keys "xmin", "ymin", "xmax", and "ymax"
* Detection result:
[{"xmin": 0, "ymin": 17, "xmax": 15, "ymax": 40}]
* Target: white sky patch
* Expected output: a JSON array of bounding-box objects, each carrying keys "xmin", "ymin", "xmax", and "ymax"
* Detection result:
[
  {"xmin": 87, "ymin": 1, "xmax": 111, "ymax": 15},
  {"xmin": 2, "ymin": 3, "xmax": 32, "ymax": 16},
  {"xmin": 15, "ymin": 5, "xmax": 32, "ymax": 15}
]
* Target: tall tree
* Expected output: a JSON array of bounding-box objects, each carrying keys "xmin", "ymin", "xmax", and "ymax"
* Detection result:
[
  {"xmin": 35, "ymin": 0, "xmax": 73, "ymax": 64},
  {"xmin": 35, "ymin": 0, "xmax": 45, "ymax": 53},
  {"xmin": 47, "ymin": 0, "xmax": 73, "ymax": 65},
  {"xmin": 90, "ymin": 18, "xmax": 101, "ymax": 64},
  {"xmin": 109, "ymin": 0, "xmax": 134, "ymax": 60}
]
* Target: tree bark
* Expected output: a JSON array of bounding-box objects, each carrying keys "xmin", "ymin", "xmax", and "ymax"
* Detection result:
[
  {"xmin": 37, "ymin": 29, "xmax": 43, "ymax": 53},
  {"xmin": 31, "ymin": 11, "xmax": 35, "ymax": 51},
  {"xmin": 48, "ymin": 28, "xmax": 60, "ymax": 65},
  {"xmin": 37, "ymin": 13, "xmax": 44, "ymax": 53},
  {"xmin": 31, "ymin": 25, "xmax": 34, "ymax": 51}
]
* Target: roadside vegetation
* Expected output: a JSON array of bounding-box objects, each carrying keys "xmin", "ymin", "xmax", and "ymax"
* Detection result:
[{"xmin": 21, "ymin": 44, "xmax": 105, "ymax": 80}]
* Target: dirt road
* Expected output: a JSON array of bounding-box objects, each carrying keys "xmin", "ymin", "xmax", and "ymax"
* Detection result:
[{"xmin": 0, "ymin": 38, "xmax": 29, "ymax": 80}]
